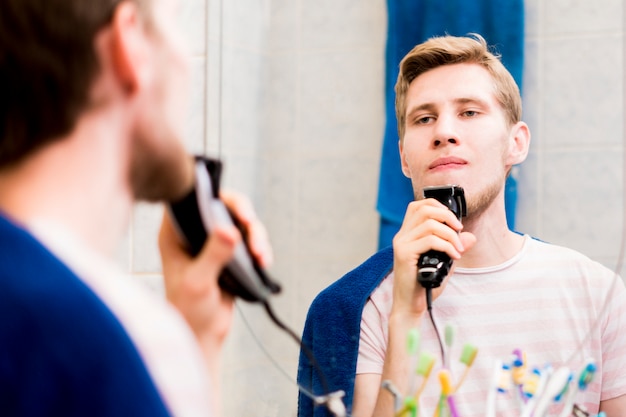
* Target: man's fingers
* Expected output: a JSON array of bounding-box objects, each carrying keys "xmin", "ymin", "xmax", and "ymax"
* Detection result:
[
  {"xmin": 197, "ymin": 225, "xmax": 240, "ymax": 275},
  {"xmin": 220, "ymin": 189, "xmax": 273, "ymax": 268}
]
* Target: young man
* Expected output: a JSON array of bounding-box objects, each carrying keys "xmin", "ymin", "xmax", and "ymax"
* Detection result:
[
  {"xmin": 0, "ymin": 0, "xmax": 271, "ymax": 416},
  {"xmin": 298, "ymin": 35, "xmax": 626, "ymax": 417}
]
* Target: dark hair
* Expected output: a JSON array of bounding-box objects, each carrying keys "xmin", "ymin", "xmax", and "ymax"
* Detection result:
[{"xmin": 0, "ymin": 0, "xmax": 147, "ymax": 168}]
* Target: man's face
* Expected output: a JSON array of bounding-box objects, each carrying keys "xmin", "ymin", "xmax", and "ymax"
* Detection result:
[
  {"xmin": 399, "ymin": 63, "xmax": 519, "ymax": 218},
  {"xmin": 129, "ymin": 0, "xmax": 193, "ymax": 202}
]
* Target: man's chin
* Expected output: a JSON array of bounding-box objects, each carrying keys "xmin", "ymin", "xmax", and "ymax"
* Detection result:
[{"xmin": 130, "ymin": 147, "xmax": 194, "ymax": 203}]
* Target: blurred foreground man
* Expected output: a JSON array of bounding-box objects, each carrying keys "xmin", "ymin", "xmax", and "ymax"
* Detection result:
[{"xmin": 0, "ymin": 0, "xmax": 272, "ymax": 416}]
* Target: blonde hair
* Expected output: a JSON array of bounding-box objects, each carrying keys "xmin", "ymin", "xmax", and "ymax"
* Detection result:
[{"xmin": 394, "ymin": 34, "xmax": 522, "ymax": 141}]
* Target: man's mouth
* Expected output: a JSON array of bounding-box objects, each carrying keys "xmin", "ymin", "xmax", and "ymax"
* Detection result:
[{"xmin": 429, "ymin": 156, "xmax": 467, "ymax": 170}]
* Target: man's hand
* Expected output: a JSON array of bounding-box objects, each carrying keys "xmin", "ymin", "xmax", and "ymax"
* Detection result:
[
  {"xmin": 158, "ymin": 189, "xmax": 273, "ymax": 359},
  {"xmin": 391, "ymin": 198, "xmax": 475, "ymax": 319},
  {"xmin": 353, "ymin": 198, "xmax": 476, "ymax": 417},
  {"xmin": 158, "ymin": 189, "xmax": 272, "ymax": 417}
]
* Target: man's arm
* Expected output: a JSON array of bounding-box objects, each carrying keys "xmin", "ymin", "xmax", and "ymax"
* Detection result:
[
  {"xmin": 600, "ymin": 395, "xmax": 626, "ymax": 416},
  {"xmin": 158, "ymin": 190, "xmax": 272, "ymax": 416},
  {"xmin": 352, "ymin": 313, "xmax": 424, "ymax": 417},
  {"xmin": 352, "ymin": 199, "xmax": 475, "ymax": 417},
  {"xmin": 352, "ymin": 374, "xmax": 382, "ymax": 417}
]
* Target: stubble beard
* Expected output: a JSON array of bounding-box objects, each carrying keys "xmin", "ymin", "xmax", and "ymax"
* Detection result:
[
  {"xmin": 413, "ymin": 170, "xmax": 505, "ymax": 224},
  {"xmin": 463, "ymin": 173, "xmax": 505, "ymax": 223},
  {"xmin": 129, "ymin": 132, "xmax": 194, "ymax": 203}
]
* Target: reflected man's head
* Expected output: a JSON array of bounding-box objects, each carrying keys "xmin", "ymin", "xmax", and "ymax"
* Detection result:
[{"xmin": 394, "ymin": 34, "xmax": 522, "ymax": 143}]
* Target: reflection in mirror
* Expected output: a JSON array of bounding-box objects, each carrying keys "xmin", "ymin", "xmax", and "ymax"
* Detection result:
[{"xmin": 124, "ymin": 0, "xmax": 625, "ymax": 415}]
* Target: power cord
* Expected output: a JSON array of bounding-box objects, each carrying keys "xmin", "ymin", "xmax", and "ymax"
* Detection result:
[
  {"xmin": 255, "ymin": 300, "xmax": 347, "ymax": 416},
  {"xmin": 425, "ymin": 287, "xmax": 446, "ymax": 367},
  {"xmin": 261, "ymin": 300, "xmax": 329, "ymax": 394}
]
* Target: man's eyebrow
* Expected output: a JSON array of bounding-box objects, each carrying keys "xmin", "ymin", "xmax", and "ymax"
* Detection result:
[
  {"xmin": 455, "ymin": 97, "xmax": 490, "ymax": 107},
  {"xmin": 406, "ymin": 97, "xmax": 491, "ymax": 117},
  {"xmin": 405, "ymin": 102, "xmax": 436, "ymax": 118}
]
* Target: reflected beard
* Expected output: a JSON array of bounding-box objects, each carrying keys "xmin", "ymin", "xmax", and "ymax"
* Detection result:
[
  {"xmin": 129, "ymin": 134, "xmax": 193, "ymax": 202},
  {"xmin": 465, "ymin": 173, "xmax": 506, "ymax": 222},
  {"xmin": 412, "ymin": 177, "xmax": 504, "ymax": 222}
]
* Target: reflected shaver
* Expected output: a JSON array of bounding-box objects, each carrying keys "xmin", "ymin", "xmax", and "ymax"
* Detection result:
[
  {"xmin": 417, "ymin": 185, "xmax": 467, "ymax": 289},
  {"xmin": 167, "ymin": 156, "xmax": 281, "ymax": 303}
]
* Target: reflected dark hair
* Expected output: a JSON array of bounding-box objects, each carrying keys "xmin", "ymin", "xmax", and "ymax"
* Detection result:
[{"xmin": 0, "ymin": 0, "xmax": 148, "ymax": 168}]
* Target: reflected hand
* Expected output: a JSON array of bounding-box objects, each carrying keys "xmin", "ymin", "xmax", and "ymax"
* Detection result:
[{"xmin": 391, "ymin": 198, "xmax": 475, "ymax": 319}]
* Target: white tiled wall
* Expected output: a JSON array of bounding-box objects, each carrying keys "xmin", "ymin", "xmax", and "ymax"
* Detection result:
[
  {"xmin": 123, "ymin": 1, "xmax": 625, "ymax": 415},
  {"xmin": 517, "ymin": 0, "xmax": 624, "ymax": 274}
]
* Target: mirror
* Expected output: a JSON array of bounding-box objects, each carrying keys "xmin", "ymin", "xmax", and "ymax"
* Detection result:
[{"xmin": 125, "ymin": 0, "xmax": 625, "ymax": 415}]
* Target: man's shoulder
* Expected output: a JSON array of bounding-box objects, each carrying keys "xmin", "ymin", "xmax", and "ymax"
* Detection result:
[
  {"xmin": 0, "ymin": 215, "xmax": 171, "ymax": 417},
  {"xmin": 0, "ymin": 213, "xmax": 91, "ymax": 307},
  {"xmin": 527, "ymin": 235, "xmax": 605, "ymax": 262},
  {"xmin": 524, "ymin": 235, "xmax": 617, "ymax": 278},
  {"xmin": 307, "ymin": 247, "xmax": 393, "ymax": 318},
  {"xmin": 319, "ymin": 246, "xmax": 392, "ymax": 298}
]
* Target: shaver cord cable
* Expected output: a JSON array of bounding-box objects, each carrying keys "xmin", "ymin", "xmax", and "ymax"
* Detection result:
[
  {"xmin": 234, "ymin": 301, "xmax": 337, "ymax": 408},
  {"xmin": 261, "ymin": 300, "xmax": 330, "ymax": 394},
  {"xmin": 426, "ymin": 288, "xmax": 446, "ymax": 367}
]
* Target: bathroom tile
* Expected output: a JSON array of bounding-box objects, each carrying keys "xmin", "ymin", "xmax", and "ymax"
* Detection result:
[
  {"xmin": 256, "ymin": 156, "xmax": 298, "ymax": 258},
  {"xmin": 299, "ymin": 0, "xmax": 387, "ymax": 50},
  {"xmin": 185, "ymin": 57, "xmax": 207, "ymax": 156},
  {"xmin": 206, "ymin": 0, "xmax": 222, "ymax": 42},
  {"xmin": 296, "ymin": 156, "xmax": 380, "ymax": 260},
  {"xmin": 114, "ymin": 225, "xmax": 132, "ymax": 273},
  {"xmin": 221, "ymin": 353, "xmax": 298, "ymax": 417},
  {"xmin": 521, "ymin": 39, "xmax": 541, "ymax": 128},
  {"xmin": 265, "ymin": 0, "xmax": 299, "ymax": 51},
  {"xmin": 515, "ymin": 150, "xmax": 540, "ymax": 237},
  {"xmin": 259, "ymin": 52, "xmax": 298, "ymax": 156},
  {"xmin": 131, "ymin": 202, "xmax": 164, "ymax": 274},
  {"xmin": 222, "ymin": 0, "xmax": 267, "ymax": 52},
  {"xmin": 542, "ymin": 36, "xmax": 622, "ymax": 149},
  {"xmin": 219, "ymin": 48, "xmax": 265, "ymax": 156},
  {"xmin": 524, "ymin": 0, "xmax": 541, "ymax": 38},
  {"xmin": 178, "ymin": 0, "xmax": 206, "ymax": 57},
  {"xmin": 544, "ymin": 0, "xmax": 622, "ymax": 36},
  {"xmin": 204, "ymin": 39, "xmax": 223, "ymax": 155},
  {"xmin": 220, "ymin": 299, "xmax": 300, "ymax": 417},
  {"xmin": 298, "ymin": 49, "xmax": 385, "ymax": 157},
  {"xmin": 539, "ymin": 149, "xmax": 623, "ymax": 261},
  {"xmin": 206, "ymin": 0, "xmax": 265, "ymax": 52},
  {"xmin": 218, "ymin": 154, "xmax": 261, "ymax": 196}
]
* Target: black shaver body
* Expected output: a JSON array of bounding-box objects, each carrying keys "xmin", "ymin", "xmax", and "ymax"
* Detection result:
[
  {"xmin": 167, "ymin": 156, "xmax": 281, "ymax": 303},
  {"xmin": 417, "ymin": 185, "xmax": 467, "ymax": 289}
]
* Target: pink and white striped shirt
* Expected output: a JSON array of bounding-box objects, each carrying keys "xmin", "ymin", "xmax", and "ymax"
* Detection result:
[{"xmin": 358, "ymin": 235, "xmax": 626, "ymax": 416}]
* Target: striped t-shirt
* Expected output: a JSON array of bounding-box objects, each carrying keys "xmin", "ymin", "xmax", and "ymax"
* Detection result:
[{"xmin": 357, "ymin": 235, "xmax": 626, "ymax": 416}]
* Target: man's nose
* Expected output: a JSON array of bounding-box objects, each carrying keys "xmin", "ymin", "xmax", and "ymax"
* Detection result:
[{"xmin": 432, "ymin": 115, "xmax": 460, "ymax": 147}]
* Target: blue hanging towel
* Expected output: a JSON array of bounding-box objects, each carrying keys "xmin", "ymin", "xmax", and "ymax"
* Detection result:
[{"xmin": 377, "ymin": 0, "xmax": 525, "ymax": 249}]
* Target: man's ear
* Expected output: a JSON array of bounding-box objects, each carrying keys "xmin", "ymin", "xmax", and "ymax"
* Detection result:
[
  {"xmin": 506, "ymin": 121, "xmax": 531, "ymax": 166},
  {"xmin": 398, "ymin": 139, "xmax": 411, "ymax": 178},
  {"xmin": 110, "ymin": 1, "xmax": 150, "ymax": 93}
]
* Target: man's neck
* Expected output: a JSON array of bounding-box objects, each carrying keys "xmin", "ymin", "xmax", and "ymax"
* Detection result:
[
  {"xmin": 456, "ymin": 201, "xmax": 525, "ymax": 269},
  {"xmin": 0, "ymin": 108, "xmax": 134, "ymax": 258}
]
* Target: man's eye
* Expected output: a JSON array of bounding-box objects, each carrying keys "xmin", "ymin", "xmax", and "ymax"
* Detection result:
[
  {"xmin": 462, "ymin": 110, "xmax": 478, "ymax": 117},
  {"xmin": 416, "ymin": 116, "xmax": 433, "ymax": 124}
]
